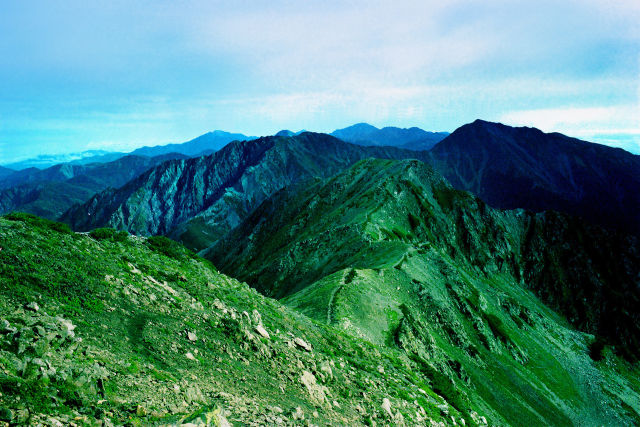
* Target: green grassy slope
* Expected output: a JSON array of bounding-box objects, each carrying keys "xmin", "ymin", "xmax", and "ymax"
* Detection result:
[
  {"xmin": 207, "ymin": 158, "xmax": 640, "ymax": 426},
  {"xmin": 0, "ymin": 213, "xmax": 490, "ymax": 426}
]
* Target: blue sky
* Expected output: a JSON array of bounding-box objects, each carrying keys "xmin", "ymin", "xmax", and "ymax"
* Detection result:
[{"xmin": 1, "ymin": 0, "xmax": 639, "ymax": 163}]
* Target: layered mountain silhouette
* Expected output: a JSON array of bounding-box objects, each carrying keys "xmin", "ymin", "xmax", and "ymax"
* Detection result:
[
  {"xmin": 0, "ymin": 153, "xmax": 187, "ymax": 219},
  {"xmin": 332, "ymin": 123, "xmax": 449, "ymax": 150},
  {"xmin": 129, "ymin": 130, "xmax": 254, "ymax": 158},
  {"xmin": 427, "ymin": 120, "xmax": 640, "ymax": 236},
  {"xmin": 62, "ymin": 133, "xmax": 429, "ymax": 251},
  {"xmin": 2, "ymin": 150, "xmax": 124, "ymax": 170},
  {"xmin": 206, "ymin": 158, "xmax": 640, "ymax": 424},
  {"xmin": 61, "ymin": 120, "xmax": 640, "ymax": 250}
]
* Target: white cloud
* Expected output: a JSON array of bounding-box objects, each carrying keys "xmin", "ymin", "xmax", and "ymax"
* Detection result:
[
  {"xmin": 499, "ymin": 104, "xmax": 640, "ymax": 152},
  {"xmin": 500, "ymin": 106, "xmax": 626, "ymax": 129}
]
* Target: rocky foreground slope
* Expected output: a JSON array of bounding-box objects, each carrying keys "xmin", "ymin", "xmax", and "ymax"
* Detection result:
[
  {"xmin": 207, "ymin": 158, "xmax": 640, "ymax": 425},
  {"xmin": 0, "ymin": 213, "xmax": 495, "ymax": 426}
]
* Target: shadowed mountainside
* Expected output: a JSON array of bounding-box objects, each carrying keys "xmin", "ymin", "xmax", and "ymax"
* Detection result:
[
  {"xmin": 0, "ymin": 166, "xmax": 14, "ymax": 180},
  {"xmin": 427, "ymin": 119, "xmax": 640, "ymax": 236}
]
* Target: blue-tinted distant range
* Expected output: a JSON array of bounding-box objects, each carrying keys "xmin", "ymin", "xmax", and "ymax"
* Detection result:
[{"xmin": 1, "ymin": 0, "xmax": 639, "ymax": 163}]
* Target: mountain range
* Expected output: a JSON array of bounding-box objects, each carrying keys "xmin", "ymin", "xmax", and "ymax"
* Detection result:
[
  {"xmin": 2, "ymin": 119, "xmax": 640, "ymax": 425},
  {"xmin": 0, "ymin": 153, "xmax": 187, "ymax": 219},
  {"xmin": 62, "ymin": 133, "xmax": 429, "ymax": 251},
  {"xmin": 129, "ymin": 130, "xmax": 255, "ymax": 158},
  {"xmin": 2, "ymin": 123, "xmax": 440, "ymax": 174},
  {"xmin": 2, "ymin": 150, "xmax": 124, "ymax": 170},
  {"xmin": 332, "ymin": 123, "xmax": 449, "ymax": 151},
  {"xmin": 61, "ymin": 120, "xmax": 640, "ymax": 247}
]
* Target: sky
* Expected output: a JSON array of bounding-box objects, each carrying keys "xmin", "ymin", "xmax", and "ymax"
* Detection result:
[{"xmin": 1, "ymin": 0, "xmax": 639, "ymax": 163}]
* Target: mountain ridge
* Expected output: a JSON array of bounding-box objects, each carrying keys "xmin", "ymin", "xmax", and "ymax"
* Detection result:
[
  {"xmin": 205, "ymin": 157, "xmax": 640, "ymax": 424},
  {"xmin": 0, "ymin": 212, "xmax": 485, "ymax": 425},
  {"xmin": 62, "ymin": 133, "xmax": 431, "ymax": 251},
  {"xmin": 0, "ymin": 153, "xmax": 188, "ymax": 219},
  {"xmin": 427, "ymin": 119, "xmax": 640, "ymax": 236},
  {"xmin": 332, "ymin": 123, "xmax": 449, "ymax": 151}
]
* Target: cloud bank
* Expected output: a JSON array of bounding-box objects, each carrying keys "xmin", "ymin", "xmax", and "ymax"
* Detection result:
[{"xmin": 1, "ymin": 0, "xmax": 638, "ymax": 160}]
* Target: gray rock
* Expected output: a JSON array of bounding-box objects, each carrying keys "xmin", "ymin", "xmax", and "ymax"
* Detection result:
[
  {"xmin": 294, "ymin": 337, "xmax": 311, "ymax": 352},
  {"xmin": 25, "ymin": 302, "xmax": 40, "ymax": 312}
]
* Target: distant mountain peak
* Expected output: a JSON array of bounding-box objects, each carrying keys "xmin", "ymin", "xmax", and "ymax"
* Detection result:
[
  {"xmin": 129, "ymin": 131, "xmax": 255, "ymax": 158},
  {"xmin": 275, "ymin": 130, "xmax": 296, "ymax": 137},
  {"xmin": 350, "ymin": 122, "xmax": 379, "ymax": 130},
  {"xmin": 331, "ymin": 123, "xmax": 448, "ymax": 151}
]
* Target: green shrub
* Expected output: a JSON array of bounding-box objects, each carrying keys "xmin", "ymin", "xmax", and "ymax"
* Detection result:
[
  {"xmin": 90, "ymin": 227, "xmax": 116, "ymax": 240},
  {"xmin": 588, "ymin": 335, "xmax": 606, "ymax": 361},
  {"xmin": 147, "ymin": 235, "xmax": 188, "ymax": 259},
  {"xmin": 89, "ymin": 227, "xmax": 128, "ymax": 242},
  {"xmin": 4, "ymin": 212, "xmax": 71, "ymax": 234}
]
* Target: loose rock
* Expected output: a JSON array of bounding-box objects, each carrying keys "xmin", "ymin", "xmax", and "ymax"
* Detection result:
[{"xmin": 294, "ymin": 337, "xmax": 311, "ymax": 351}]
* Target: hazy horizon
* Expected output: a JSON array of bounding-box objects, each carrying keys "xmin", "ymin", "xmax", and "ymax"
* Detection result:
[{"xmin": 1, "ymin": 1, "xmax": 639, "ymax": 163}]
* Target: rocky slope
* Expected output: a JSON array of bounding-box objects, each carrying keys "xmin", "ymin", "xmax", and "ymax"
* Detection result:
[
  {"xmin": 0, "ymin": 154, "xmax": 188, "ymax": 220},
  {"xmin": 332, "ymin": 123, "xmax": 448, "ymax": 151},
  {"xmin": 426, "ymin": 119, "xmax": 640, "ymax": 236},
  {"xmin": 206, "ymin": 158, "xmax": 640, "ymax": 425},
  {"xmin": 1, "ymin": 213, "xmax": 491, "ymax": 426},
  {"xmin": 62, "ymin": 133, "xmax": 429, "ymax": 251}
]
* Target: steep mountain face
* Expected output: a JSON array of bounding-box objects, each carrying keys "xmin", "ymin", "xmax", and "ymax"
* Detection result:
[
  {"xmin": 62, "ymin": 133, "xmax": 429, "ymax": 251},
  {"xmin": 0, "ymin": 213, "xmax": 481, "ymax": 426},
  {"xmin": 206, "ymin": 158, "xmax": 640, "ymax": 425},
  {"xmin": 427, "ymin": 120, "xmax": 640, "ymax": 236},
  {"xmin": 0, "ymin": 153, "xmax": 187, "ymax": 219},
  {"xmin": 332, "ymin": 123, "xmax": 449, "ymax": 151},
  {"xmin": 130, "ymin": 130, "xmax": 254, "ymax": 158}
]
